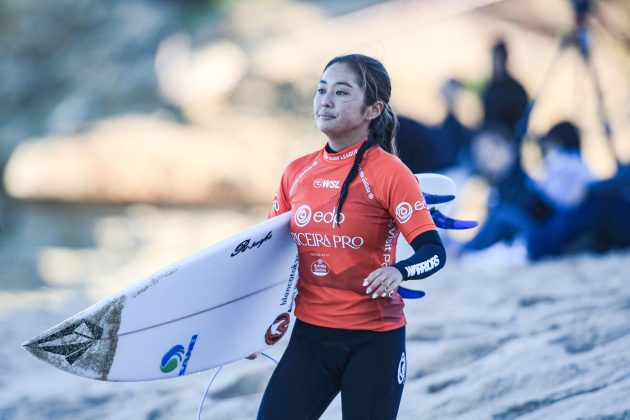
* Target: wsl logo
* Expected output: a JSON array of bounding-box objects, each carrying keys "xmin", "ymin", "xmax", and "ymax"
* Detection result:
[
  {"xmin": 160, "ymin": 334, "xmax": 198, "ymax": 376},
  {"xmin": 313, "ymin": 179, "xmax": 340, "ymax": 189}
]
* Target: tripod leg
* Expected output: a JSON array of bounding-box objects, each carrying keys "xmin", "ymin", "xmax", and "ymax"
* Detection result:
[
  {"xmin": 514, "ymin": 36, "xmax": 571, "ymax": 143},
  {"xmin": 583, "ymin": 54, "xmax": 620, "ymax": 169}
]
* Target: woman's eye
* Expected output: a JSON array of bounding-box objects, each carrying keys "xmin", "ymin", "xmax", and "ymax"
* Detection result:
[
  {"xmin": 317, "ymin": 88, "xmax": 326, "ymax": 94},
  {"xmin": 336, "ymin": 91, "xmax": 348, "ymax": 95}
]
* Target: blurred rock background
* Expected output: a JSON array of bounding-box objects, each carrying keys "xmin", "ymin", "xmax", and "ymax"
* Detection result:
[{"xmin": 2, "ymin": 0, "xmax": 629, "ymax": 289}]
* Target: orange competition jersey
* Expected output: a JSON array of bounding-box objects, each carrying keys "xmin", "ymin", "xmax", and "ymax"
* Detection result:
[{"xmin": 269, "ymin": 139, "xmax": 436, "ymax": 331}]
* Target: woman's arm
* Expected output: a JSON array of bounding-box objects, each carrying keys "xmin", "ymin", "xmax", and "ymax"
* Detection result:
[
  {"xmin": 363, "ymin": 230, "xmax": 446, "ymax": 299},
  {"xmin": 392, "ymin": 230, "xmax": 446, "ymax": 280}
]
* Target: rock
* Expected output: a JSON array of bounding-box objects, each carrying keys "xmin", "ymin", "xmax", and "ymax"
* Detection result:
[{"xmin": 3, "ymin": 113, "xmax": 320, "ymax": 204}]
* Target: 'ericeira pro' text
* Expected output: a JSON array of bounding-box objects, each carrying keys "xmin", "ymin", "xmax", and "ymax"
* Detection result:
[{"xmin": 291, "ymin": 232, "xmax": 365, "ymax": 250}]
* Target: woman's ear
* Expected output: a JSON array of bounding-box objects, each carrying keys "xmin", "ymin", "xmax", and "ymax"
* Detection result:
[{"xmin": 366, "ymin": 101, "xmax": 384, "ymax": 121}]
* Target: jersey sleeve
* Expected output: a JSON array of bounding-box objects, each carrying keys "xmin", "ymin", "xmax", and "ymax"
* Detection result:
[
  {"xmin": 268, "ymin": 169, "xmax": 292, "ymax": 219},
  {"xmin": 374, "ymin": 158, "xmax": 436, "ymax": 243}
]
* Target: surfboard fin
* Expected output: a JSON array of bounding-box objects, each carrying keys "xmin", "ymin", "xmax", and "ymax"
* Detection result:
[
  {"xmin": 430, "ymin": 209, "xmax": 478, "ymax": 230},
  {"xmin": 423, "ymin": 192, "xmax": 455, "ymax": 205},
  {"xmin": 397, "ymin": 287, "xmax": 426, "ymax": 299}
]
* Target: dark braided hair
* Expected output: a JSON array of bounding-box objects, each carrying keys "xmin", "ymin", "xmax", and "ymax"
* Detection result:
[{"xmin": 323, "ymin": 54, "xmax": 399, "ymax": 226}]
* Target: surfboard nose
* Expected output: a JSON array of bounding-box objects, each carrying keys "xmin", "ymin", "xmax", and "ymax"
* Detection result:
[
  {"xmin": 20, "ymin": 314, "xmax": 120, "ymax": 381},
  {"xmin": 21, "ymin": 336, "xmax": 43, "ymax": 362}
]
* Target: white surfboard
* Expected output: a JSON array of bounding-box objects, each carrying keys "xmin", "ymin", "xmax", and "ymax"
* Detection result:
[
  {"xmin": 396, "ymin": 173, "xmax": 456, "ymax": 260},
  {"xmin": 23, "ymin": 212, "xmax": 299, "ymax": 382},
  {"xmin": 23, "ymin": 173, "xmax": 456, "ymax": 382}
]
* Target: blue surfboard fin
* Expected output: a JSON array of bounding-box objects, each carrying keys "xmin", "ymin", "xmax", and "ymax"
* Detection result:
[
  {"xmin": 423, "ymin": 192, "xmax": 455, "ymax": 205},
  {"xmin": 397, "ymin": 287, "xmax": 426, "ymax": 299},
  {"xmin": 430, "ymin": 209, "xmax": 478, "ymax": 230}
]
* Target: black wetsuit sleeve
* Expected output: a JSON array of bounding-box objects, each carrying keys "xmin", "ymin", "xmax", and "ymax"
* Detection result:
[{"xmin": 392, "ymin": 230, "xmax": 446, "ymax": 280}]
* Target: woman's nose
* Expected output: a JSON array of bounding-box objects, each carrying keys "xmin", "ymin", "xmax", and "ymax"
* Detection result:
[{"xmin": 320, "ymin": 91, "xmax": 333, "ymax": 107}]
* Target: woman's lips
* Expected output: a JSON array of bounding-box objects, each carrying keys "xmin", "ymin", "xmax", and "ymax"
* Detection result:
[{"xmin": 318, "ymin": 113, "xmax": 335, "ymax": 120}]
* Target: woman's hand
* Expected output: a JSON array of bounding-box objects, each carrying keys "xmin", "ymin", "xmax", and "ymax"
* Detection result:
[{"xmin": 363, "ymin": 266, "xmax": 403, "ymax": 299}]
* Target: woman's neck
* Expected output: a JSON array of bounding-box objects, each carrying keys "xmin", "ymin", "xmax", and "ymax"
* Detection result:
[{"xmin": 326, "ymin": 131, "xmax": 368, "ymax": 153}]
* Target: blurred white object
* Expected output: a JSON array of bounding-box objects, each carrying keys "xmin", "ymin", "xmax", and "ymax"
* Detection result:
[
  {"xmin": 459, "ymin": 239, "xmax": 528, "ymax": 271},
  {"xmin": 536, "ymin": 148, "xmax": 593, "ymax": 211},
  {"xmin": 155, "ymin": 34, "xmax": 247, "ymax": 106}
]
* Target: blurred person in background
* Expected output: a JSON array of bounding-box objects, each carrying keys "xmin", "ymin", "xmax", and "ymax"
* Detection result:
[
  {"xmin": 461, "ymin": 119, "xmax": 630, "ymax": 263},
  {"xmin": 528, "ymin": 156, "xmax": 630, "ymax": 260},
  {"xmin": 396, "ymin": 38, "xmax": 529, "ymax": 190},
  {"xmin": 257, "ymin": 54, "xmax": 446, "ymax": 420},
  {"xmin": 481, "ymin": 39, "xmax": 528, "ymax": 141},
  {"xmin": 395, "ymin": 79, "xmax": 472, "ymax": 174},
  {"xmin": 534, "ymin": 121, "xmax": 594, "ymax": 212},
  {"xmin": 458, "ymin": 38, "xmax": 554, "ymax": 256},
  {"xmin": 460, "ymin": 125, "xmax": 553, "ymax": 255},
  {"xmin": 527, "ymin": 179, "xmax": 630, "ymax": 260},
  {"xmin": 435, "ymin": 78, "xmax": 474, "ymax": 172},
  {"xmin": 395, "ymin": 114, "xmax": 444, "ymax": 173}
]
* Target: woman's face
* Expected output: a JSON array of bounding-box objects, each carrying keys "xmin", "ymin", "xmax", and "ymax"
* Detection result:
[
  {"xmin": 314, "ymin": 62, "xmax": 373, "ymax": 138},
  {"xmin": 471, "ymin": 129, "xmax": 516, "ymax": 184}
]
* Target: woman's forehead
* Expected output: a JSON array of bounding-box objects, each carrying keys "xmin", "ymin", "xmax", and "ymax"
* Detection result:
[{"xmin": 320, "ymin": 62, "xmax": 358, "ymax": 87}]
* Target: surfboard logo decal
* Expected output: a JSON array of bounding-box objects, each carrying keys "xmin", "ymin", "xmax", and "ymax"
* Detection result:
[
  {"xmin": 160, "ymin": 334, "xmax": 198, "ymax": 375},
  {"xmin": 161, "ymin": 345, "xmax": 185, "ymax": 373},
  {"xmin": 23, "ymin": 320, "xmax": 103, "ymax": 366},
  {"xmin": 231, "ymin": 231, "xmax": 273, "ymax": 257},
  {"xmin": 265, "ymin": 313, "xmax": 290, "ymax": 345}
]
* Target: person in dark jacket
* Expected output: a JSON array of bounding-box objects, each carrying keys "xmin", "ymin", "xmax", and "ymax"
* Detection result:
[{"xmin": 481, "ymin": 39, "xmax": 528, "ymax": 140}]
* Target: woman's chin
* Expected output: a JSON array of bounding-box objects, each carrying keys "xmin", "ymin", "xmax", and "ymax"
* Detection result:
[{"xmin": 317, "ymin": 123, "xmax": 338, "ymax": 136}]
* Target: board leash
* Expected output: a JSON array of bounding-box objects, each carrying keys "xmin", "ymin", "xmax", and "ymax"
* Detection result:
[{"xmin": 196, "ymin": 353, "xmax": 279, "ymax": 419}]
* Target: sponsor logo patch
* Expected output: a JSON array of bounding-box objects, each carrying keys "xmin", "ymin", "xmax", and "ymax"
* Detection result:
[
  {"xmin": 357, "ymin": 165, "xmax": 374, "ymax": 199},
  {"xmin": 289, "ymin": 160, "xmax": 317, "ymax": 195},
  {"xmin": 324, "ymin": 149, "xmax": 358, "ymax": 161},
  {"xmin": 265, "ymin": 313, "xmax": 291, "ymax": 345},
  {"xmin": 310, "ymin": 259, "xmax": 330, "ymax": 276},
  {"xmin": 381, "ymin": 220, "xmax": 398, "ymax": 267},
  {"xmin": 395, "ymin": 200, "xmax": 429, "ymax": 224},
  {"xmin": 293, "ymin": 205, "xmax": 344, "ymax": 227},
  {"xmin": 398, "ymin": 351, "xmax": 406, "ymax": 385},
  {"xmin": 314, "ymin": 179, "xmax": 340, "ymax": 189},
  {"xmin": 395, "ymin": 202, "xmax": 413, "ymax": 224},
  {"xmin": 294, "ymin": 205, "xmax": 312, "ymax": 227},
  {"xmin": 404, "ymin": 255, "xmax": 440, "ymax": 277},
  {"xmin": 160, "ymin": 334, "xmax": 198, "ymax": 376},
  {"xmin": 414, "ymin": 199, "xmax": 429, "ymax": 211}
]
